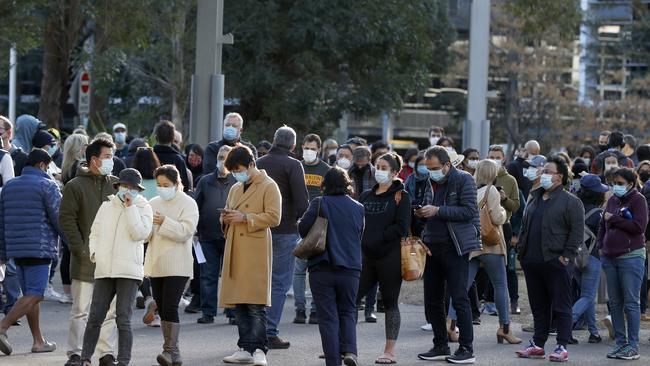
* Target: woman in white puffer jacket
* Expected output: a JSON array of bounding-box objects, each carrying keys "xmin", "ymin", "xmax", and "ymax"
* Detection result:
[{"xmin": 80, "ymin": 168, "xmax": 153, "ymax": 366}]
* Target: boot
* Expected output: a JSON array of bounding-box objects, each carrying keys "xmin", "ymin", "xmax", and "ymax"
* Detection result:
[
  {"xmin": 168, "ymin": 322, "xmax": 182, "ymax": 366},
  {"xmin": 156, "ymin": 321, "xmax": 173, "ymax": 366},
  {"xmin": 447, "ymin": 319, "xmax": 459, "ymax": 343},
  {"xmin": 497, "ymin": 323, "xmax": 522, "ymax": 344}
]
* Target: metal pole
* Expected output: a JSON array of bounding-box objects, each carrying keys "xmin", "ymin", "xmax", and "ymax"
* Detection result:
[
  {"xmin": 465, "ymin": 0, "xmax": 491, "ymax": 156},
  {"xmin": 9, "ymin": 46, "xmax": 17, "ymax": 123}
]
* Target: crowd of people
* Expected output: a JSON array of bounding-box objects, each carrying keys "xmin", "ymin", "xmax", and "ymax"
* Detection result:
[{"xmin": 0, "ymin": 112, "xmax": 650, "ymax": 365}]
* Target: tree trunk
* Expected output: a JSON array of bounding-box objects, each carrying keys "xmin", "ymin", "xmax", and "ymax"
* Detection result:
[{"xmin": 38, "ymin": 0, "xmax": 82, "ymax": 129}]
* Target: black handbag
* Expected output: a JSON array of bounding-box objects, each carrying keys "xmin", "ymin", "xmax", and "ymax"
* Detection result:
[{"xmin": 293, "ymin": 198, "xmax": 328, "ymax": 260}]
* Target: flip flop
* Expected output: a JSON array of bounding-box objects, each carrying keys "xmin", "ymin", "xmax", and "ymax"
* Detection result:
[
  {"xmin": 0, "ymin": 331, "xmax": 12, "ymax": 355},
  {"xmin": 375, "ymin": 356, "xmax": 397, "ymax": 364}
]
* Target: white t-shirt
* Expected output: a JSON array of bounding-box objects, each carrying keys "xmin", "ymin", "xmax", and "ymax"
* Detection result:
[{"xmin": 0, "ymin": 152, "xmax": 15, "ymax": 191}]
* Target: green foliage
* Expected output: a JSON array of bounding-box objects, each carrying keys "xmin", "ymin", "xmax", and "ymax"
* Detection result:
[
  {"xmin": 224, "ymin": 0, "xmax": 453, "ymax": 141},
  {"xmin": 502, "ymin": 0, "xmax": 581, "ymax": 43},
  {"xmin": 0, "ymin": 0, "xmax": 48, "ymax": 74}
]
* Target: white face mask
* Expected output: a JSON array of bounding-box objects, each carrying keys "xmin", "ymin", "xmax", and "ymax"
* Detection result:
[
  {"xmin": 605, "ymin": 163, "xmax": 618, "ymax": 172},
  {"xmin": 99, "ymin": 158, "xmax": 113, "ymax": 176},
  {"xmin": 328, "ymin": 149, "xmax": 337, "ymax": 157},
  {"xmin": 491, "ymin": 159, "xmax": 503, "ymax": 168},
  {"xmin": 157, "ymin": 187, "xmax": 177, "ymax": 201},
  {"xmin": 374, "ymin": 170, "xmax": 392, "ymax": 185},
  {"xmin": 524, "ymin": 167, "xmax": 539, "ymax": 181},
  {"xmin": 444, "ymin": 146, "xmax": 454, "ymax": 153},
  {"xmin": 337, "ymin": 158, "xmax": 351, "ymax": 170},
  {"xmin": 429, "ymin": 137, "xmax": 440, "ymax": 146},
  {"xmin": 303, "ymin": 149, "xmax": 318, "ymax": 163},
  {"xmin": 467, "ymin": 160, "xmax": 479, "ymax": 170}
]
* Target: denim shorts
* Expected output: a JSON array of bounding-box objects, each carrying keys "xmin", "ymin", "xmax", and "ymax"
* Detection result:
[{"xmin": 15, "ymin": 263, "xmax": 50, "ymax": 296}]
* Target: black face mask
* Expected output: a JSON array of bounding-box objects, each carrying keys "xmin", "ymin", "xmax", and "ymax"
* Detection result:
[
  {"xmin": 640, "ymin": 171, "xmax": 650, "ymax": 183},
  {"xmin": 598, "ymin": 144, "xmax": 609, "ymax": 153}
]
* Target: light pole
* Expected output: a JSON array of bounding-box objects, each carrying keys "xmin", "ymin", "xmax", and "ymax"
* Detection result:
[
  {"xmin": 189, "ymin": 0, "xmax": 233, "ymax": 146},
  {"xmin": 464, "ymin": 0, "xmax": 491, "ymax": 156},
  {"xmin": 8, "ymin": 46, "xmax": 17, "ymax": 123}
]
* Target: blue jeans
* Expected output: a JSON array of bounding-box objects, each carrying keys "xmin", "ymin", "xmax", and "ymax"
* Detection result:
[
  {"xmin": 310, "ymin": 268, "xmax": 359, "ymax": 366},
  {"xmin": 200, "ymin": 239, "xmax": 225, "ymax": 317},
  {"xmin": 1, "ymin": 259, "xmax": 21, "ymax": 314},
  {"xmin": 449, "ymin": 254, "xmax": 510, "ymax": 325},
  {"xmin": 602, "ymin": 256, "xmax": 645, "ymax": 349},
  {"xmin": 293, "ymin": 258, "xmax": 316, "ymax": 313},
  {"xmin": 572, "ymin": 255, "xmax": 601, "ymax": 335},
  {"xmin": 267, "ymin": 233, "xmax": 299, "ymax": 337},
  {"xmin": 236, "ymin": 304, "xmax": 268, "ymax": 354}
]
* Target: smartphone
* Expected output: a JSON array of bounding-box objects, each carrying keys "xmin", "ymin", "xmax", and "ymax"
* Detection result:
[
  {"xmin": 217, "ymin": 208, "xmax": 228, "ymax": 214},
  {"xmin": 413, "ymin": 204, "xmax": 423, "ymax": 210}
]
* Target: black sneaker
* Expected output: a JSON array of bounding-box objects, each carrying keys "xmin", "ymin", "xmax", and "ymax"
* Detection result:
[
  {"xmin": 588, "ymin": 334, "xmax": 602, "ymax": 344},
  {"xmin": 308, "ymin": 312, "xmax": 319, "ymax": 324},
  {"xmin": 365, "ymin": 313, "xmax": 377, "ymax": 323},
  {"xmin": 418, "ymin": 346, "xmax": 451, "ymax": 361},
  {"xmin": 98, "ymin": 354, "xmax": 117, "ymax": 366},
  {"xmin": 446, "ymin": 346, "xmax": 475, "ymax": 364},
  {"xmin": 267, "ymin": 336, "xmax": 291, "ymax": 349},
  {"xmin": 293, "ymin": 310, "xmax": 307, "ymax": 324},
  {"xmin": 184, "ymin": 305, "xmax": 201, "ymax": 314},
  {"xmin": 472, "ymin": 317, "xmax": 481, "ymax": 325},
  {"xmin": 197, "ymin": 315, "xmax": 214, "ymax": 324},
  {"xmin": 568, "ymin": 336, "xmax": 579, "ymax": 345},
  {"xmin": 65, "ymin": 354, "xmax": 82, "ymax": 366}
]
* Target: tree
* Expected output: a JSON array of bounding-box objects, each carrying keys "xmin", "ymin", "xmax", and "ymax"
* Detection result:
[{"xmin": 223, "ymin": 0, "xmax": 453, "ymax": 141}]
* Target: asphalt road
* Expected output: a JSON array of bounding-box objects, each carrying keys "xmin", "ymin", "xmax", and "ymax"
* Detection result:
[{"xmin": 2, "ymin": 285, "xmax": 650, "ymax": 365}]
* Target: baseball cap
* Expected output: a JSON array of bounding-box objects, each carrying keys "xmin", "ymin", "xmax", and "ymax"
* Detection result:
[
  {"xmin": 113, "ymin": 123, "xmax": 127, "ymax": 132},
  {"xmin": 527, "ymin": 155, "xmax": 547, "ymax": 168},
  {"xmin": 580, "ymin": 174, "xmax": 609, "ymax": 193}
]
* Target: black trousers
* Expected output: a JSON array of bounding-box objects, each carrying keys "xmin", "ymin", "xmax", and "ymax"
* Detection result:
[
  {"xmin": 150, "ymin": 276, "xmax": 189, "ymax": 323},
  {"xmin": 522, "ymin": 260, "xmax": 574, "ymax": 347},
  {"xmin": 424, "ymin": 241, "xmax": 473, "ymax": 349},
  {"xmin": 503, "ymin": 223, "xmax": 518, "ymax": 303}
]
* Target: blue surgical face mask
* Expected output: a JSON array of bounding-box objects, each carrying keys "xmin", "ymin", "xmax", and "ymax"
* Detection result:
[
  {"xmin": 416, "ymin": 165, "xmax": 429, "ymax": 177},
  {"xmin": 47, "ymin": 145, "xmax": 57, "ymax": 157},
  {"xmin": 429, "ymin": 168, "xmax": 446, "ymax": 183},
  {"xmin": 232, "ymin": 171, "xmax": 249, "ymax": 183},
  {"xmin": 540, "ymin": 173, "xmax": 554, "ymax": 190},
  {"xmin": 374, "ymin": 170, "xmax": 391, "ymax": 185},
  {"xmin": 157, "ymin": 187, "xmax": 177, "ymax": 201},
  {"xmin": 223, "ymin": 126, "xmax": 238, "ymax": 141},
  {"xmin": 117, "ymin": 187, "xmax": 139, "ymax": 201},
  {"xmin": 613, "ymin": 184, "xmax": 629, "ymax": 197},
  {"xmin": 114, "ymin": 132, "xmax": 126, "ymax": 144},
  {"xmin": 99, "ymin": 158, "xmax": 114, "ymax": 176},
  {"xmin": 407, "ymin": 161, "xmax": 415, "ymax": 169}
]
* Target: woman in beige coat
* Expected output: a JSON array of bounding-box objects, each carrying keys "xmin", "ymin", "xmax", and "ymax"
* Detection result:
[
  {"xmin": 448, "ymin": 159, "xmax": 521, "ymax": 345},
  {"xmin": 144, "ymin": 165, "xmax": 199, "ymax": 366},
  {"xmin": 219, "ymin": 146, "xmax": 281, "ymax": 366}
]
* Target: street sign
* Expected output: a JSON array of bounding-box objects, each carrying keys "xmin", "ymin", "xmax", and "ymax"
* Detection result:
[{"xmin": 78, "ymin": 71, "xmax": 91, "ymax": 114}]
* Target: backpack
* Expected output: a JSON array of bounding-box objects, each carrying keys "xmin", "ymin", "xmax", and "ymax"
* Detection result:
[{"xmin": 575, "ymin": 208, "xmax": 602, "ymax": 269}]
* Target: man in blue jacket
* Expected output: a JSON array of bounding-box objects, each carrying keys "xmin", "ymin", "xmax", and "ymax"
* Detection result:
[
  {"xmin": 416, "ymin": 146, "xmax": 481, "ymax": 364},
  {"xmin": 0, "ymin": 149, "xmax": 63, "ymax": 356}
]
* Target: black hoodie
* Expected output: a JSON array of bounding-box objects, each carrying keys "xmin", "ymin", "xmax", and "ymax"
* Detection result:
[{"xmin": 358, "ymin": 180, "xmax": 411, "ymax": 259}]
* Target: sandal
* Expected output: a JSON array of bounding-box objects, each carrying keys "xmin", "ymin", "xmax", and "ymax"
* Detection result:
[{"xmin": 375, "ymin": 354, "xmax": 397, "ymax": 364}]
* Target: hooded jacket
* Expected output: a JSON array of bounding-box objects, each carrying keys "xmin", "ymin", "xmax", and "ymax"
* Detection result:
[
  {"xmin": 89, "ymin": 194, "xmax": 153, "ymax": 280},
  {"xmin": 59, "ymin": 167, "xmax": 118, "ymax": 282},
  {"xmin": 0, "ymin": 167, "xmax": 62, "ymax": 261},
  {"xmin": 358, "ymin": 180, "xmax": 411, "ymax": 259},
  {"xmin": 13, "ymin": 114, "xmax": 43, "ymax": 151},
  {"xmin": 597, "ymin": 188, "xmax": 648, "ymax": 258}
]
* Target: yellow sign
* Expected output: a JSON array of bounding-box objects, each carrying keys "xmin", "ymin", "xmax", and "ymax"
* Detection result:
[{"xmin": 305, "ymin": 174, "xmax": 324, "ymax": 187}]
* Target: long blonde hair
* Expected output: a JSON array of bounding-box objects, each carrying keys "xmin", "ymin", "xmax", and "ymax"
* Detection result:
[{"xmin": 62, "ymin": 134, "xmax": 89, "ymax": 182}]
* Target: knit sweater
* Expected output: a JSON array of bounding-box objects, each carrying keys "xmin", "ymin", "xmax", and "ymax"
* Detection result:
[{"xmin": 144, "ymin": 190, "xmax": 199, "ymax": 278}]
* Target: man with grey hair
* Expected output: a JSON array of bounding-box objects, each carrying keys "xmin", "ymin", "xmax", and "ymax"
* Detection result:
[
  {"xmin": 203, "ymin": 113, "xmax": 257, "ymax": 175},
  {"xmin": 256, "ymin": 125, "xmax": 309, "ymax": 350},
  {"xmin": 507, "ymin": 140, "xmax": 541, "ymax": 199}
]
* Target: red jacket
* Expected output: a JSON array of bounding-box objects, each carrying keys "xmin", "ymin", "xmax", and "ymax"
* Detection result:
[{"xmin": 397, "ymin": 164, "xmax": 413, "ymax": 182}]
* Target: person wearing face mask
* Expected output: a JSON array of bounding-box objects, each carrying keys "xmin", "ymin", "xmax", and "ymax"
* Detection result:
[
  {"xmin": 32, "ymin": 130, "xmax": 62, "ymax": 183},
  {"xmin": 0, "ymin": 149, "xmax": 62, "ymax": 357},
  {"xmin": 193, "ymin": 145, "xmax": 237, "ymax": 325},
  {"xmin": 184, "ymin": 143, "xmax": 204, "ymax": 187},
  {"xmin": 321, "ymin": 138, "xmax": 338, "ymax": 165},
  {"xmin": 256, "ymin": 140, "xmax": 272, "ymax": 159},
  {"xmin": 293, "ymin": 134, "xmax": 329, "ymax": 325},
  {"xmin": 597, "ymin": 168, "xmax": 648, "ymax": 360},
  {"xmin": 334, "ymin": 144, "xmax": 354, "ymax": 171},
  {"xmin": 577, "ymin": 146, "xmax": 596, "ymax": 173},
  {"xmin": 145, "ymin": 165, "xmax": 198, "ymax": 366},
  {"xmin": 357, "ymin": 153, "xmax": 410, "ymax": 365},
  {"xmin": 398, "ymin": 148, "xmax": 419, "ymax": 181},
  {"xmin": 516, "ymin": 156, "xmax": 584, "ymax": 362},
  {"xmin": 435, "ymin": 136, "xmax": 455, "ymax": 152},
  {"xmin": 59, "ymin": 137, "xmax": 119, "ymax": 366},
  {"xmin": 112, "ymin": 123, "xmax": 129, "ymax": 160},
  {"xmin": 428, "ymin": 126, "xmax": 445, "ymax": 147},
  {"xmin": 348, "ymin": 147, "xmax": 376, "ymax": 201},
  {"xmin": 461, "ymin": 148, "xmax": 480, "ymax": 175},
  {"xmin": 524, "ymin": 155, "xmax": 547, "ymax": 198},
  {"xmin": 415, "ymin": 146, "xmax": 480, "ymax": 364},
  {"xmin": 202, "ymin": 113, "xmax": 257, "ymax": 175},
  {"xmin": 592, "ymin": 131, "xmax": 635, "ymax": 175},
  {"xmin": 220, "ymin": 146, "xmax": 281, "ymax": 366},
  {"xmin": 79, "ymin": 169, "xmax": 152, "ymax": 366}
]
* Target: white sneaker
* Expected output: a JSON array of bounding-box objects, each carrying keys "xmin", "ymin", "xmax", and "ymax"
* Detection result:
[
  {"xmin": 420, "ymin": 323, "xmax": 433, "ymax": 331},
  {"xmin": 178, "ymin": 297, "xmax": 190, "ymax": 308},
  {"xmin": 58, "ymin": 293, "xmax": 73, "ymax": 304},
  {"xmin": 253, "ymin": 349, "xmax": 267, "ymax": 366},
  {"xmin": 223, "ymin": 349, "xmax": 254, "ymax": 364},
  {"xmin": 149, "ymin": 315, "xmax": 161, "ymax": 327},
  {"xmin": 44, "ymin": 285, "xmax": 62, "ymax": 302}
]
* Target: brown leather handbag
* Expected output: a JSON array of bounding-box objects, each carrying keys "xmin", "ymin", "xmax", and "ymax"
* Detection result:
[
  {"xmin": 479, "ymin": 185, "xmax": 501, "ymax": 247},
  {"xmin": 400, "ymin": 235, "xmax": 431, "ymax": 281},
  {"xmin": 293, "ymin": 198, "xmax": 328, "ymax": 260}
]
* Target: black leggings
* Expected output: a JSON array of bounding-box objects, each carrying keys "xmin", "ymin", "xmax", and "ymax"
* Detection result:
[
  {"xmin": 150, "ymin": 276, "xmax": 188, "ymax": 323},
  {"xmin": 60, "ymin": 245, "xmax": 71, "ymax": 286},
  {"xmin": 357, "ymin": 246, "xmax": 402, "ymax": 340}
]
